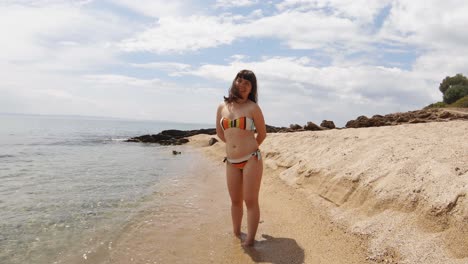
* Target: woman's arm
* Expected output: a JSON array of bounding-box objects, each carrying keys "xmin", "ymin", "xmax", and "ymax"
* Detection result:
[
  {"xmin": 252, "ymin": 104, "xmax": 267, "ymax": 146},
  {"xmin": 216, "ymin": 103, "xmax": 226, "ymax": 142}
]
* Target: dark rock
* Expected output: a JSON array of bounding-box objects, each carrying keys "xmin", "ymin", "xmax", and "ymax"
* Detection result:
[
  {"xmin": 439, "ymin": 111, "xmax": 452, "ymax": 119},
  {"xmin": 290, "ymin": 124, "xmax": 302, "ymax": 130},
  {"xmin": 344, "ymin": 108, "xmax": 467, "ymax": 129},
  {"xmin": 126, "ymin": 129, "xmax": 213, "ymax": 145},
  {"xmin": 172, "ymin": 150, "xmax": 181, "ymax": 155},
  {"xmin": 383, "ymin": 114, "xmax": 397, "ymax": 122},
  {"xmin": 162, "ymin": 130, "xmax": 191, "ymax": 138},
  {"xmin": 320, "ymin": 120, "xmax": 336, "ymax": 129},
  {"xmin": 409, "ymin": 119, "xmax": 426, "ymax": 124},
  {"xmin": 345, "ymin": 120, "xmax": 357, "ymax": 128},
  {"xmin": 368, "ymin": 117, "xmax": 385, "ymax": 127},
  {"xmin": 209, "ymin": 138, "xmax": 218, "ymax": 146},
  {"xmin": 266, "ymin": 124, "xmax": 289, "ymax": 133},
  {"xmin": 161, "ymin": 128, "xmax": 217, "ymax": 138},
  {"xmin": 304, "ymin": 121, "xmax": 322, "ymax": 131},
  {"xmin": 166, "ymin": 138, "xmax": 189, "ymax": 145},
  {"xmin": 144, "ymin": 134, "xmax": 172, "ymax": 143},
  {"xmin": 396, "ymin": 116, "xmax": 410, "ymax": 123},
  {"xmin": 346, "ymin": 116, "xmax": 370, "ymax": 128},
  {"xmin": 417, "ymin": 112, "xmax": 431, "ymax": 119},
  {"xmin": 449, "ymin": 115, "xmax": 463, "ymax": 120}
]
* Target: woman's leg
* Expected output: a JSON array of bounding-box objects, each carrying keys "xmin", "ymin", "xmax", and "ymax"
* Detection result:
[
  {"xmin": 241, "ymin": 157, "xmax": 263, "ymax": 246},
  {"xmin": 226, "ymin": 163, "xmax": 243, "ymax": 237}
]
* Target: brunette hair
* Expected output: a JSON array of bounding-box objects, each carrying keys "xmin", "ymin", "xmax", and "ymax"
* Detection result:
[{"xmin": 224, "ymin": 69, "xmax": 258, "ymax": 103}]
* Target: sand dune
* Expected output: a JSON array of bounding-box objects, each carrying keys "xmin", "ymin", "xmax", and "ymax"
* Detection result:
[{"xmin": 190, "ymin": 120, "xmax": 468, "ymax": 263}]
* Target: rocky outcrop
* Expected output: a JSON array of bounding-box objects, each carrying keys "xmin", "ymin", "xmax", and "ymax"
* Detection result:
[
  {"xmin": 320, "ymin": 120, "xmax": 336, "ymax": 129},
  {"xmin": 290, "ymin": 124, "xmax": 302, "ymax": 130},
  {"xmin": 345, "ymin": 109, "xmax": 468, "ymax": 128},
  {"xmin": 304, "ymin": 121, "xmax": 322, "ymax": 131},
  {"xmin": 266, "ymin": 125, "xmax": 291, "ymax": 133},
  {"xmin": 127, "ymin": 109, "xmax": 467, "ymax": 145},
  {"xmin": 126, "ymin": 128, "xmax": 216, "ymax": 145}
]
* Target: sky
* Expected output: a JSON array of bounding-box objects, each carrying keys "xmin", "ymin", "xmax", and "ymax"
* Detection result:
[{"xmin": 1, "ymin": 0, "xmax": 468, "ymax": 127}]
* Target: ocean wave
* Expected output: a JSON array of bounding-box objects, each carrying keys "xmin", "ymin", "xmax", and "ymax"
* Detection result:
[
  {"xmin": 110, "ymin": 138, "xmax": 128, "ymax": 142},
  {"xmin": 0, "ymin": 155, "xmax": 15, "ymax": 158}
]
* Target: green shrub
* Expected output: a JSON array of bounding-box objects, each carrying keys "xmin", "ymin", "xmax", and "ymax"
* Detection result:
[
  {"xmin": 450, "ymin": 95, "xmax": 468, "ymax": 108},
  {"xmin": 443, "ymin": 85, "xmax": 468, "ymax": 104},
  {"xmin": 439, "ymin": 74, "xmax": 468, "ymax": 94},
  {"xmin": 424, "ymin": 101, "xmax": 447, "ymax": 109}
]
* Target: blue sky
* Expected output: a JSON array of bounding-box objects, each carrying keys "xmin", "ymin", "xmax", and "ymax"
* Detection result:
[{"xmin": 1, "ymin": 0, "xmax": 467, "ymax": 127}]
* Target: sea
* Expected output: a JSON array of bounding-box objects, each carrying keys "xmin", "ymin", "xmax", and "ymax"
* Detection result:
[{"xmin": 0, "ymin": 113, "xmax": 212, "ymax": 264}]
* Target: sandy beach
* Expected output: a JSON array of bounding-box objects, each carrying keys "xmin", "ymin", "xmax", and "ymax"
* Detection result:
[
  {"xmin": 99, "ymin": 120, "xmax": 466, "ymax": 264},
  {"xmin": 95, "ymin": 146, "xmax": 369, "ymax": 264}
]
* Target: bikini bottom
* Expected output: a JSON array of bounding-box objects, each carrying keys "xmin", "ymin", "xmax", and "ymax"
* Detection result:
[{"xmin": 223, "ymin": 149, "xmax": 261, "ymax": 169}]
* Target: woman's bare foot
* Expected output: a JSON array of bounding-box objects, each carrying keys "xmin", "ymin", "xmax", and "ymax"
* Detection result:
[
  {"xmin": 234, "ymin": 232, "xmax": 247, "ymax": 241},
  {"xmin": 242, "ymin": 238, "xmax": 255, "ymax": 247}
]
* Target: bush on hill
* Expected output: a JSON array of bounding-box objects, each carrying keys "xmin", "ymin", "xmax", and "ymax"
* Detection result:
[
  {"xmin": 424, "ymin": 101, "xmax": 447, "ymax": 109},
  {"xmin": 443, "ymin": 85, "xmax": 468, "ymax": 104},
  {"xmin": 439, "ymin": 73, "xmax": 468, "ymax": 94},
  {"xmin": 451, "ymin": 95, "xmax": 468, "ymax": 108}
]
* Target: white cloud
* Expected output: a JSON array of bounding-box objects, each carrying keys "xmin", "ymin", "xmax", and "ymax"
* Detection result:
[
  {"xmin": 130, "ymin": 62, "xmax": 192, "ymax": 73},
  {"xmin": 116, "ymin": 0, "xmax": 468, "ymax": 63},
  {"xmin": 118, "ymin": 10, "xmax": 370, "ymax": 55},
  {"xmin": 110, "ymin": 0, "xmax": 200, "ymax": 17},
  {"xmin": 378, "ymin": 0, "xmax": 468, "ymax": 49},
  {"xmin": 276, "ymin": 0, "xmax": 392, "ymax": 24},
  {"xmin": 0, "ymin": 2, "xmax": 135, "ymax": 71},
  {"xmin": 229, "ymin": 54, "xmax": 250, "ymax": 62},
  {"xmin": 84, "ymin": 74, "xmax": 163, "ymax": 87},
  {"xmin": 119, "ymin": 15, "xmax": 238, "ymax": 53},
  {"xmin": 412, "ymin": 49, "xmax": 468, "ymax": 83},
  {"xmin": 247, "ymin": 11, "xmax": 366, "ymax": 51},
  {"xmin": 377, "ymin": 0, "xmax": 468, "ymax": 82},
  {"xmin": 0, "ymin": 0, "xmax": 93, "ymax": 7},
  {"xmin": 215, "ymin": 0, "xmax": 258, "ymax": 9}
]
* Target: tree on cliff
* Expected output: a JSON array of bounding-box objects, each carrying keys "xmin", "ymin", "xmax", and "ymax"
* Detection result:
[
  {"xmin": 439, "ymin": 73, "xmax": 468, "ymax": 104},
  {"xmin": 439, "ymin": 74, "xmax": 468, "ymax": 94}
]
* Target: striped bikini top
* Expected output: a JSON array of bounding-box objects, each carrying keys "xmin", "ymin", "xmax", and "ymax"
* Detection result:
[{"xmin": 220, "ymin": 116, "xmax": 255, "ymax": 131}]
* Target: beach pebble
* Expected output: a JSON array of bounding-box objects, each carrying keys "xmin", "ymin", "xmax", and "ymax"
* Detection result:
[{"xmin": 208, "ymin": 137, "xmax": 218, "ymax": 146}]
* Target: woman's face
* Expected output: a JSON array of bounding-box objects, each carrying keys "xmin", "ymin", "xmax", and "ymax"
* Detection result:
[{"xmin": 235, "ymin": 77, "xmax": 252, "ymax": 98}]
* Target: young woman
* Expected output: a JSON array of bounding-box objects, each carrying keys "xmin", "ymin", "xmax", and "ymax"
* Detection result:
[{"xmin": 216, "ymin": 70, "xmax": 267, "ymax": 247}]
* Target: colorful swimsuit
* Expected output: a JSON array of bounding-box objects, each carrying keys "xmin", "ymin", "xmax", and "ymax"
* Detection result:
[
  {"xmin": 220, "ymin": 116, "xmax": 255, "ymax": 131},
  {"xmin": 220, "ymin": 116, "xmax": 260, "ymax": 169},
  {"xmin": 223, "ymin": 149, "xmax": 261, "ymax": 169}
]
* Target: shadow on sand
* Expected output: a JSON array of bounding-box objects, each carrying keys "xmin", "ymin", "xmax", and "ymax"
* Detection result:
[{"xmin": 243, "ymin": 234, "xmax": 305, "ymax": 264}]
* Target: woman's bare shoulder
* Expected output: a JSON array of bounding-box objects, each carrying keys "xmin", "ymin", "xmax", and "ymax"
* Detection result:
[
  {"xmin": 247, "ymin": 101, "xmax": 260, "ymax": 111},
  {"xmin": 217, "ymin": 101, "xmax": 227, "ymax": 110}
]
